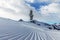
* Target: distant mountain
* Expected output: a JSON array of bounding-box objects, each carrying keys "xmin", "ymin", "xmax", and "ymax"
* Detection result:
[
  {"xmin": 30, "ymin": 20, "xmax": 53, "ymax": 29},
  {"xmin": 30, "ymin": 20, "xmax": 51, "ymax": 26},
  {"xmin": 29, "ymin": 20, "xmax": 60, "ymax": 30},
  {"xmin": 30, "ymin": 20, "xmax": 60, "ymax": 30}
]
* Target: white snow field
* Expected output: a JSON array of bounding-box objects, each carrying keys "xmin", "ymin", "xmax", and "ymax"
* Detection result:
[{"xmin": 0, "ymin": 18, "xmax": 60, "ymax": 40}]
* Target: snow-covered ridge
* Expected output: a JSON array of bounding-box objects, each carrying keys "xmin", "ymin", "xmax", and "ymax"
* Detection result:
[
  {"xmin": 29, "ymin": 20, "xmax": 60, "ymax": 30},
  {"xmin": 0, "ymin": 17, "xmax": 60, "ymax": 40}
]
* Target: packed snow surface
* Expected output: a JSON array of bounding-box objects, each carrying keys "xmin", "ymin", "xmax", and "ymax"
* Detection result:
[{"xmin": 0, "ymin": 18, "xmax": 60, "ymax": 40}]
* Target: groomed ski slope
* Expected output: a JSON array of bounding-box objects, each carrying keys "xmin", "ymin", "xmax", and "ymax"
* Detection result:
[{"xmin": 0, "ymin": 18, "xmax": 60, "ymax": 40}]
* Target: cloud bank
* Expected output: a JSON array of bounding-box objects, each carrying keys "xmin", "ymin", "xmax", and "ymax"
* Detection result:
[
  {"xmin": 0, "ymin": 0, "xmax": 60, "ymax": 24},
  {"xmin": 39, "ymin": 3, "xmax": 60, "ymax": 24},
  {"xmin": 0, "ymin": 0, "xmax": 31, "ymax": 21}
]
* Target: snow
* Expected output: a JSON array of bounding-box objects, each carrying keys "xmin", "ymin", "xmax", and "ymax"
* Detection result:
[{"xmin": 0, "ymin": 18, "xmax": 60, "ymax": 40}]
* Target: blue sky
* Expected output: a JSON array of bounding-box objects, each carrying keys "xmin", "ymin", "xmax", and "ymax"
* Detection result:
[
  {"xmin": 25, "ymin": 1, "xmax": 49, "ymax": 10},
  {"xmin": 0, "ymin": 0, "xmax": 60, "ymax": 24}
]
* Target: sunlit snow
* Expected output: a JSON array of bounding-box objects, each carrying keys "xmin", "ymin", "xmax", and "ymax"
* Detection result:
[{"xmin": 0, "ymin": 18, "xmax": 60, "ymax": 40}]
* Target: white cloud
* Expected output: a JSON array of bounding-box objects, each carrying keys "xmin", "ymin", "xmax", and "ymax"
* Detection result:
[
  {"xmin": 38, "ymin": 3, "xmax": 60, "ymax": 23},
  {"xmin": 38, "ymin": 0, "xmax": 60, "ymax": 3},
  {"xmin": 40, "ymin": 3, "xmax": 60, "ymax": 15},
  {"xmin": 27, "ymin": 0, "xmax": 60, "ymax": 3},
  {"xmin": 0, "ymin": 0, "xmax": 32, "ymax": 21},
  {"xmin": 25, "ymin": 0, "xmax": 34, "ymax": 3}
]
